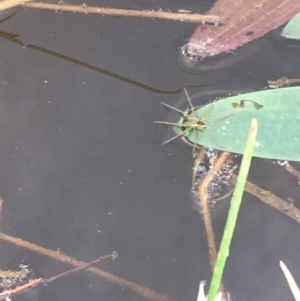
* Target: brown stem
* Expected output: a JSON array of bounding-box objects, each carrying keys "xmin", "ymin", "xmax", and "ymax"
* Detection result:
[
  {"xmin": 22, "ymin": 2, "xmax": 223, "ymax": 24},
  {"xmin": 0, "ymin": 232, "xmax": 176, "ymax": 301},
  {"xmin": 0, "ymin": 0, "xmax": 31, "ymax": 11},
  {"xmin": 284, "ymin": 163, "xmax": 300, "ymax": 185},
  {"xmin": 42, "ymin": 251, "xmax": 118, "ymax": 284},
  {"xmin": 231, "ymin": 174, "xmax": 300, "ymax": 223},
  {"xmin": 198, "ymin": 152, "xmax": 230, "ymax": 266},
  {"xmin": 0, "ymin": 278, "xmax": 42, "ymax": 300},
  {"xmin": 196, "ymin": 151, "xmax": 230, "ymax": 294}
]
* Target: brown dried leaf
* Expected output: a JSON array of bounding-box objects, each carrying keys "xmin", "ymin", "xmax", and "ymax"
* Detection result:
[{"xmin": 187, "ymin": 0, "xmax": 300, "ymax": 57}]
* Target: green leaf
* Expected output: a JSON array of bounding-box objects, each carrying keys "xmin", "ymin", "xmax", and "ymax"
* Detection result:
[
  {"xmin": 175, "ymin": 87, "xmax": 300, "ymax": 161},
  {"xmin": 281, "ymin": 11, "xmax": 300, "ymax": 40}
]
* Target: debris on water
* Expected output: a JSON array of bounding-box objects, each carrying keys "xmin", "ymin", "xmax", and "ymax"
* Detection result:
[
  {"xmin": 276, "ymin": 160, "xmax": 288, "ymax": 166},
  {"xmin": 274, "ymin": 160, "xmax": 300, "ymax": 185},
  {"xmin": 286, "ymin": 197, "xmax": 295, "ymax": 205},
  {"xmin": 196, "ymin": 280, "xmax": 230, "ymax": 301},
  {"xmin": 191, "ymin": 149, "xmax": 237, "ymax": 211},
  {"xmin": 0, "ymin": 263, "xmax": 35, "ymax": 292},
  {"xmin": 254, "ymin": 140, "xmax": 263, "ymax": 148}
]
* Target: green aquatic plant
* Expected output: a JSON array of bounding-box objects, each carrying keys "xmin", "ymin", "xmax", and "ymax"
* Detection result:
[
  {"xmin": 280, "ymin": 261, "xmax": 300, "ymax": 301},
  {"xmin": 207, "ymin": 119, "xmax": 257, "ymax": 301},
  {"xmin": 281, "ymin": 11, "xmax": 300, "ymax": 40},
  {"xmin": 184, "ymin": 87, "xmax": 300, "ymax": 161}
]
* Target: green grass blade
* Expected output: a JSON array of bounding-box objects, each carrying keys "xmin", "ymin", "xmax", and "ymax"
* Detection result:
[{"xmin": 207, "ymin": 118, "xmax": 258, "ymax": 301}]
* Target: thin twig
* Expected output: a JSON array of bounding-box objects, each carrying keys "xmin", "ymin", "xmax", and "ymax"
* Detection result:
[
  {"xmin": 0, "ymin": 278, "xmax": 43, "ymax": 300},
  {"xmin": 0, "ymin": 0, "xmax": 31, "ymax": 11},
  {"xmin": 196, "ymin": 151, "xmax": 230, "ymax": 296},
  {"xmin": 284, "ymin": 163, "xmax": 300, "ymax": 185},
  {"xmin": 197, "ymin": 152, "xmax": 230, "ymax": 268},
  {"xmin": 0, "ymin": 232, "xmax": 176, "ymax": 301},
  {"xmin": 42, "ymin": 251, "xmax": 118, "ymax": 285},
  {"xmin": 231, "ymin": 174, "xmax": 300, "ymax": 223},
  {"xmin": 21, "ymin": 2, "xmax": 224, "ymax": 24}
]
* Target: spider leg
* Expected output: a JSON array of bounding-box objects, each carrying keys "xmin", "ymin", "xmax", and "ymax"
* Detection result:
[
  {"xmin": 154, "ymin": 121, "xmax": 185, "ymax": 127},
  {"xmin": 197, "ymin": 103, "xmax": 215, "ymax": 122},
  {"xmin": 162, "ymin": 128, "xmax": 191, "ymax": 145},
  {"xmin": 203, "ymin": 128, "xmax": 224, "ymax": 149},
  {"xmin": 193, "ymin": 128, "xmax": 202, "ymax": 158},
  {"xmin": 192, "ymin": 127, "xmax": 202, "ymax": 158},
  {"xmin": 160, "ymin": 102, "xmax": 188, "ymax": 117},
  {"xmin": 191, "ymin": 128, "xmax": 196, "ymax": 157},
  {"xmin": 204, "ymin": 113, "xmax": 234, "ymax": 120},
  {"xmin": 183, "ymin": 88, "xmax": 196, "ymax": 113}
]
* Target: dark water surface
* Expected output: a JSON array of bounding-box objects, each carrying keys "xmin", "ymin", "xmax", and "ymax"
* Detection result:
[{"xmin": 0, "ymin": 0, "xmax": 299, "ymax": 300}]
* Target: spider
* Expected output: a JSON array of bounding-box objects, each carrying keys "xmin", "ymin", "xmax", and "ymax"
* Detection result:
[{"xmin": 155, "ymin": 88, "xmax": 231, "ymax": 156}]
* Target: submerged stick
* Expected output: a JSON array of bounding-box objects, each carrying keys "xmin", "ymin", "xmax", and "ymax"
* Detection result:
[
  {"xmin": 42, "ymin": 251, "xmax": 118, "ymax": 285},
  {"xmin": 196, "ymin": 151, "xmax": 230, "ymax": 296},
  {"xmin": 0, "ymin": 0, "xmax": 31, "ymax": 11},
  {"xmin": 284, "ymin": 162, "xmax": 300, "ymax": 185},
  {"xmin": 0, "ymin": 232, "xmax": 175, "ymax": 301},
  {"xmin": 207, "ymin": 119, "xmax": 258, "ymax": 301},
  {"xmin": 0, "ymin": 253, "xmax": 117, "ymax": 300},
  {"xmin": 22, "ymin": 2, "xmax": 224, "ymax": 24},
  {"xmin": 198, "ymin": 152, "xmax": 230, "ymax": 268},
  {"xmin": 0, "ymin": 278, "xmax": 43, "ymax": 300},
  {"xmin": 231, "ymin": 174, "xmax": 300, "ymax": 224}
]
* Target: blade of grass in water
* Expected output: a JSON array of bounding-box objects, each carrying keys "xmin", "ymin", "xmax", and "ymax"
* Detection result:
[
  {"xmin": 207, "ymin": 118, "xmax": 258, "ymax": 301},
  {"xmin": 280, "ymin": 261, "xmax": 300, "ymax": 301}
]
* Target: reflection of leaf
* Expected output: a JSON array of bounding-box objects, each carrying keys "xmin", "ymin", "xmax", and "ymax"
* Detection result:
[
  {"xmin": 176, "ymin": 87, "xmax": 300, "ymax": 161},
  {"xmin": 281, "ymin": 11, "xmax": 300, "ymax": 40},
  {"xmin": 186, "ymin": 0, "xmax": 300, "ymax": 57}
]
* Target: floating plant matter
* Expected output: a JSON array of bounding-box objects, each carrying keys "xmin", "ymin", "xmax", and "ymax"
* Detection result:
[{"xmin": 185, "ymin": 0, "xmax": 300, "ymax": 58}]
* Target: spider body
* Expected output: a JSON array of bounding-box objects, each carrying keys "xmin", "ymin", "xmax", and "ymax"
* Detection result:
[{"xmin": 155, "ymin": 88, "xmax": 233, "ymax": 156}]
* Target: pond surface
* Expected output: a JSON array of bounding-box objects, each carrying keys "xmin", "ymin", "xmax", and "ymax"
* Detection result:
[{"xmin": 0, "ymin": 0, "xmax": 299, "ymax": 301}]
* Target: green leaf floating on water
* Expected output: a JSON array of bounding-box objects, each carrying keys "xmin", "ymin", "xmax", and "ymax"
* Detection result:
[
  {"xmin": 281, "ymin": 11, "xmax": 300, "ymax": 40},
  {"xmin": 175, "ymin": 87, "xmax": 300, "ymax": 161}
]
